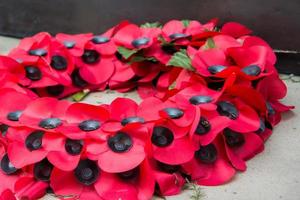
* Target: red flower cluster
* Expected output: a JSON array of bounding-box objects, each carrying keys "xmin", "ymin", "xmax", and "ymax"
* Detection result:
[{"xmin": 0, "ymin": 19, "xmax": 293, "ymax": 200}]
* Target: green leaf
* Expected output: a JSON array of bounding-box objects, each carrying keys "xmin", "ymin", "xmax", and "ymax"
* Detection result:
[
  {"xmin": 130, "ymin": 56, "xmax": 158, "ymax": 63},
  {"xmin": 203, "ymin": 38, "xmax": 216, "ymax": 49},
  {"xmin": 71, "ymin": 89, "xmax": 90, "ymax": 102},
  {"xmin": 117, "ymin": 46, "xmax": 138, "ymax": 59},
  {"xmin": 168, "ymin": 81, "xmax": 177, "ymax": 90},
  {"xmin": 140, "ymin": 22, "xmax": 162, "ymax": 28},
  {"xmin": 182, "ymin": 19, "xmax": 191, "ymax": 27},
  {"xmin": 167, "ymin": 49, "xmax": 194, "ymax": 71}
]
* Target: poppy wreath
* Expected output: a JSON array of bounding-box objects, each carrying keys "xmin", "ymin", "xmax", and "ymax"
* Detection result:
[{"xmin": 0, "ymin": 19, "xmax": 294, "ymax": 200}]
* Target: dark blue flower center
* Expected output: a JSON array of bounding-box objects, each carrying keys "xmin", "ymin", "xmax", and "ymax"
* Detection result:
[
  {"xmin": 74, "ymin": 159, "xmax": 100, "ymax": 186},
  {"xmin": 28, "ymin": 48, "xmax": 47, "ymax": 56},
  {"xmin": 242, "ymin": 65, "xmax": 261, "ymax": 76},
  {"xmin": 34, "ymin": 159, "xmax": 53, "ymax": 181},
  {"xmin": 25, "ymin": 66, "xmax": 42, "ymax": 81},
  {"xmin": 131, "ymin": 37, "xmax": 150, "ymax": 48},
  {"xmin": 208, "ymin": 65, "xmax": 227, "ymax": 74},
  {"xmin": 63, "ymin": 40, "xmax": 76, "ymax": 49},
  {"xmin": 81, "ymin": 49, "xmax": 100, "ymax": 64},
  {"xmin": 118, "ymin": 167, "xmax": 139, "ymax": 180},
  {"xmin": 7, "ymin": 111, "xmax": 22, "ymax": 121},
  {"xmin": 121, "ymin": 117, "xmax": 145, "ymax": 126},
  {"xmin": 195, "ymin": 117, "xmax": 211, "ymax": 135},
  {"xmin": 0, "ymin": 154, "xmax": 18, "ymax": 175},
  {"xmin": 169, "ymin": 33, "xmax": 188, "ymax": 40},
  {"xmin": 78, "ymin": 120, "xmax": 101, "ymax": 131},
  {"xmin": 195, "ymin": 144, "xmax": 218, "ymax": 164},
  {"xmin": 162, "ymin": 108, "xmax": 184, "ymax": 119},
  {"xmin": 39, "ymin": 118, "xmax": 62, "ymax": 129},
  {"xmin": 217, "ymin": 101, "xmax": 239, "ymax": 120},
  {"xmin": 189, "ymin": 95, "xmax": 213, "ymax": 105},
  {"xmin": 224, "ymin": 128, "xmax": 245, "ymax": 148},
  {"xmin": 65, "ymin": 139, "xmax": 84, "ymax": 155},
  {"xmin": 91, "ymin": 36, "xmax": 110, "ymax": 44},
  {"xmin": 25, "ymin": 130, "xmax": 44, "ymax": 151},
  {"xmin": 108, "ymin": 132, "xmax": 133, "ymax": 153},
  {"xmin": 151, "ymin": 126, "xmax": 174, "ymax": 147},
  {"xmin": 50, "ymin": 55, "xmax": 68, "ymax": 70}
]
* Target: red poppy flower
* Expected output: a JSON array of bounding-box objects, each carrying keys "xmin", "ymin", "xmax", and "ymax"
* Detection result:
[
  {"xmin": 114, "ymin": 23, "xmax": 161, "ymax": 50},
  {"xmin": 0, "ymin": 88, "xmax": 37, "ymax": 127},
  {"xmin": 58, "ymin": 102, "xmax": 110, "ymax": 139},
  {"xmin": 56, "ymin": 33, "xmax": 93, "ymax": 56},
  {"xmin": 222, "ymin": 129, "xmax": 264, "ymax": 171},
  {"xmin": 18, "ymin": 98, "xmax": 71, "ymax": 132},
  {"xmin": 161, "ymin": 20, "xmax": 205, "ymax": 44},
  {"xmin": 9, "ymin": 32, "xmax": 75, "ymax": 87},
  {"xmin": 182, "ymin": 136, "xmax": 236, "ymax": 186},
  {"xmin": 50, "ymin": 163, "xmax": 103, "ymax": 200},
  {"xmin": 94, "ymin": 159, "xmax": 155, "ymax": 200},
  {"xmin": 87, "ymin": 124, "xmax": 148, "ymax": 173},
  {"xmin": 149, "ymin": 120, "xmax": 196, "ymax": 165},
  {"xmin": 149, "ymin": 159, "xmax": 186, "ymax": 196}
]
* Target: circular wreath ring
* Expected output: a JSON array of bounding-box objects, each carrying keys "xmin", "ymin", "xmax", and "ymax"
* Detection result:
[{"xmin": 0, "ymin": 19, "xmax": 293, "ymax": 200}]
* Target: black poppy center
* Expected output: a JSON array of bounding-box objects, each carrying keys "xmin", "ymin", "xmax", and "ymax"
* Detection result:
[
  {"xmin": 65, "ymin": 139, "xmax": 84, "ymax": 155},
  {"xmin": 81, "ymin": 49, "xmax": 100, "ymax": 64},
  {"xmin": 121, "ymin": 117, "xmax": 145, "ymax": 126},
  {"xmin": 39, "ymin": 118, "xmax": 62, "ymax": 129},
  {"xmin": 157, "ymin": 161, "xmax": 180, "ymax": 173},
  {"xmin": 242, "ymin": 65, "xmax": 261, "ymax": 76},
  {"xmin": 0, "ymin": 124, "xmax": 9, "ymax": 136},
  {"xmin": 71, "ymin": 69, "xmax": 87, "ymax": 88},
  {"xmin": 0, "ymin": 154, "xmax": 18, "ymax": 175},
  {"xmin": 217, "ymin": 101, "xmax": 239, "ymax": 120},
  {"xmin": 118, "ymin": 167, "xmax": 140, "ymax": 180},
  {"xmin": 91, "ymin": 36, "xmax": 110, "ymax": 44},
  {"xmin": 195, "ymin": 144, "xmax": 218, "ymax": 164},
  {"xmin": 25, "ymin": 130, "xmax": 44, "ymax": 151},
  {"xmin": 63, "ymin": 40, "xmax": 76, "ymax": 49},
  {"xmin": 224, "ymin": 128, "xmax": 245, "ymax": 148},
  {"xmin": 74, "ymin": 159, "xmax": 100, "ymax": 186},
  {"xmin": 25, "ymin": 66, "xmax": 42, "ymax": 81},
  {"xmin": 28, "ymin": 48, "xmax": 47, "ymax": 56},
  {"xmin": 34, "ymin": 159, "xmax": 53, "ymax": 181},
  {"xmin": 151, "ymin": 126, "xmax": 174, "ymax": 147},
  {"xmin": 162, "ymin": 108, "xmax": 184, "ymax": 119},
  {"xmin": 78, "ymin": 120, "xmax": 101, "ymax": 131},
  {"xmin": 208, "ymin": 65, "xmax": 227, "ymax": 74},
  {"xmin": 108, "ymin": 132, "xmax": 133, "ymax": 153},
  {"xmin": 7, "ymin": 110, "xmax": 22, "ymax": 121},
  {"xmin": 169, "ymin": 33, "xmax": 188, "ymax": 40},
  {"xmin": 50, "ymin": 55, "xmax": 68, "ymax": 70},
  {"xmin": 46, "ymin": 85, "xmax": 65, "ymax": 96},
  {"xmin": 131, "ymin": 37, "xmax": 150, "ymax": 48},
  {"xmin": 189, "ymin": 95, "xmax": 213, "ymax": 105},
  {"xmin": 195, "ymin": 117, "xmax": 211, "ymax": 135},
  {"xmin": 266, "ymin": 102, "xmax": 275, "ymax": 116}
]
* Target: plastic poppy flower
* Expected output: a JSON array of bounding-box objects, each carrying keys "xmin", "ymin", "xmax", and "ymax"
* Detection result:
[
  {"xmin": 221, "ymin": 22, "xmax": 252, "ymax": 38},
  {"xmin": 9, "ymin": 32, "xmax": 75, "ymax": 87},
  {"xmin": 58, "ymin": 102, "xmax": 110, "ymax": 139},
  {"xmin": 94, "ymin": 159, "xmax": 155, "ymax": 200},
  {"xmin": 18, "ymin": 98, "xmax": 71, "ymax": 132},
  {"xmin": 75, "ymin": 36, "xmax": 116, "ymax": 85},
  {"xmin": 150, "ymin": 159, "xmax": 186, "ymax": 196},
  {"xmin": 222, "ymin": 128, "xmax": 264, "ymax": 171},
  {"xmin": 114, "ymin": 23, "xmax": 161, "ymax": 50},
  {"xmin": 0, "ymin": 88, "xmax": 36, "ymax": 127},
  {"xmin": 5, "ymin": 127, "xmax": 56, "ymax": 168},
  {"xmin": 182, "ymin": 135, "xmax": 236, "ymax": 186},
  {"xmin": 86, "ymin": 124, "xmax": 148, "ymax": 173},
  {"xmin": 256, "ymin": 71, "xmax": 294, "ymax": 126},
  {"xmin": 14, "ymin": 175, "xmax": 48, "ymax": 200},
  {"xmin": 56, "ymin": 33, "xmax": 93, "ymax": 56},
  {"xmin": 50, "ymin": 160, "xmax": 103, "ymax": 200},
  {"xmin": 161, "ymin": 20, "xmax": 205, "ymax": 44},
  {"xmin": 150, "ymin": 120, "xmax": 196, "ymax": 165}
]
